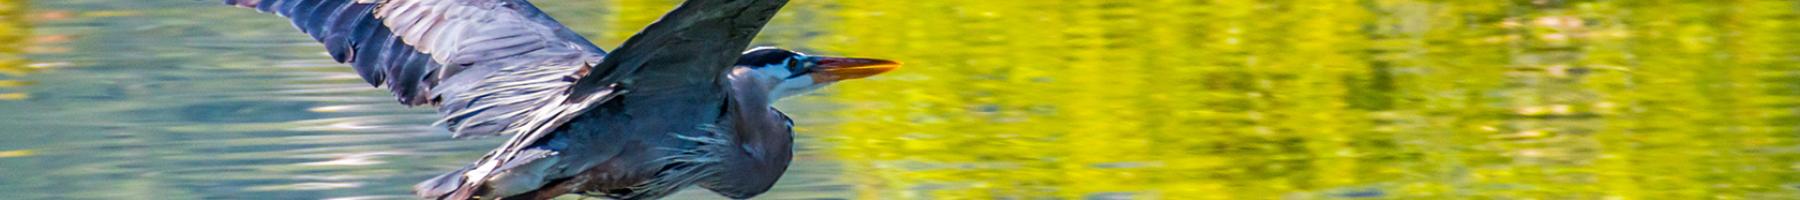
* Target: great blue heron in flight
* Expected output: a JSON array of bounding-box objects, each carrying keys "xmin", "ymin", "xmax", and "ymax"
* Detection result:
[{"xmin": 222, "ymin": 0, "xmax": 900, "ymax": 199}]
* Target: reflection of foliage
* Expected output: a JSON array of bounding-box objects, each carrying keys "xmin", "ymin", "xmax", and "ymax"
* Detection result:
[
  {"xmin": 0, "ymin": 0, "xmax": 29, "ymax": 101},
  {"xmin": 818, "ymin": 0, "xmax": 1799, "ymax": 199}
]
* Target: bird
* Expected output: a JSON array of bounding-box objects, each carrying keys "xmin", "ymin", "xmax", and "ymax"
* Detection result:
[{"xmin": 221, "ymin": 0, "xmax": 900, "ymax": 199}]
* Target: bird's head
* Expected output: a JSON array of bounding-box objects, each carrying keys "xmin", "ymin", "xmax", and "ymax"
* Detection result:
[{"xmin": 735, "ymin": 47, "xmax": 900, "ymax": 100}]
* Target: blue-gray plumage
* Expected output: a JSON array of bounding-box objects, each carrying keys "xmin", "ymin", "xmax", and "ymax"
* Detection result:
[{"xmin": 224, "ymin": 0, "xmax": 899, "ymax": 199}]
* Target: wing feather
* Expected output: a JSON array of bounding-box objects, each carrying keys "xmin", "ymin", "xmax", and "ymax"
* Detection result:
[{"xmin": 227, "ymin": 0, "xmax": 609, "ymax": 138}]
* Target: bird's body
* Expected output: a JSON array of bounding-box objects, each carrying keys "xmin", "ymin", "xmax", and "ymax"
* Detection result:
[{"xmin": 223, "ymin": 0, "xmax": 898, "ymax": 199}]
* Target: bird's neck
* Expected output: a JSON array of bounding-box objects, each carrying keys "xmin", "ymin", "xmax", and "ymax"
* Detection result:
[{"xmin": 702, "ymin": 67, "xmax": 797, "ymax": 198}]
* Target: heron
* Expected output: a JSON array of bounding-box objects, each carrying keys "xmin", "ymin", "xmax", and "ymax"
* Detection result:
[{"xmin": 222, "ymin": 0, "xmax": 900, "ymax": 199}]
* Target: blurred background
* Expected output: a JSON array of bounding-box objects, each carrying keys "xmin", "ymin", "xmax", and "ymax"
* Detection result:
[{"xmin": 0, "ymin": 0, "xmax": 1797, "ymax": 199}]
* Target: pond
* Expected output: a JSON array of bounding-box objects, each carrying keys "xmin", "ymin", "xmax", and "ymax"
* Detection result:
[{"xmin": 0, "ymin": 0, "xmax": 1796, "ymax": 199}]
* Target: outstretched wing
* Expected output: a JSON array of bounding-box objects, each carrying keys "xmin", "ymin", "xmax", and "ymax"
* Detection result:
[{"xmin": 225, "ymin": 0, "xmax": 609, "ymax": 137}]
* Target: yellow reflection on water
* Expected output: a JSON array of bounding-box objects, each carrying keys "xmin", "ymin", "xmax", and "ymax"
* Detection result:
[
  {"xmin": 0, "ymin": 149, "xmax": 32, "ymax": 158},
  {"xmin": 818, "ymin": 0, "xmax": 1799, "ymax": 199},
  {"xmin": 0, "ymin": 0, "xmax": 28, "ymax": 101},
  {"xmin": 599, "ymin": 0, "xmax": 677, "ymax": 45}
]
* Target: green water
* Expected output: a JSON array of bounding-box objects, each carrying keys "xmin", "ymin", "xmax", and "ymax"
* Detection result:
[{"xmin": 0, "ymin": 0, "xmax": 1797, "ymax": 199}]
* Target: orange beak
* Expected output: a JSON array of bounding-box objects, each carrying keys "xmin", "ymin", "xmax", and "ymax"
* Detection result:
[{"xmin": 809, "ymin": 56, "xmax": 901, "ymax": 83}]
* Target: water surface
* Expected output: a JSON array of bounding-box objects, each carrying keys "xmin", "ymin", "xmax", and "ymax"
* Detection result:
[{"xmin": 1, "ymin": 0, "xmax": 1797, "ymax": 199}]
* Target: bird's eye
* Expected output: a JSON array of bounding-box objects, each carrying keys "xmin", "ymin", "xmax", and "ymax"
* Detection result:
[{"xmin": 786, "ymin": 57, "xmax": 810, "ymax": 78}]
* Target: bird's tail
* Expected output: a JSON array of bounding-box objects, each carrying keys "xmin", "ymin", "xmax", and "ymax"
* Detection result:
[{"xmin": 414, "ymin": 165, "xmax": 474, "ymax": 200}]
